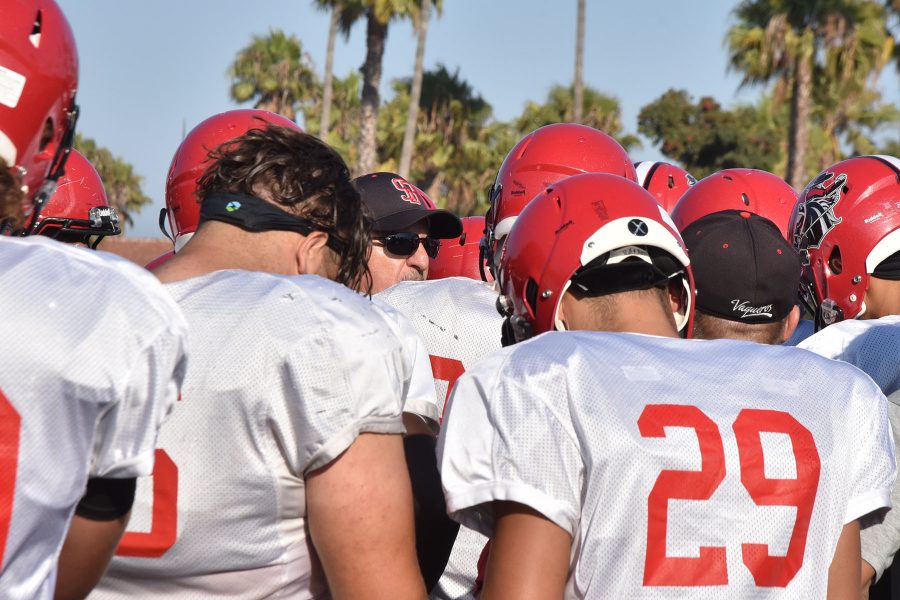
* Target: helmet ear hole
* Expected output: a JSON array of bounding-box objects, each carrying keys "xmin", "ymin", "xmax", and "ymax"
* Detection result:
[
  {"xmin": 38, "ymin": 119, "xmax": 53, "ymax": 152},
  {"xmin": 828, "ymin": 247, "xmax": 843, "ymax": 275},
  {"xmin": 525, "ymin": 278, "xmax": 539, "ymax": 315}
]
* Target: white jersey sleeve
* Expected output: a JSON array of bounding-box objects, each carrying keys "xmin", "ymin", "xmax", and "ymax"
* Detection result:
[
  {"xmin": 438, "ymin": 349, "xmax": 582, "ymax": 537},
  {"xmin": 372, "ymin": 298, "xmax": 439, "ymax": 424},
  {"xmin": 0, "ymin": 237, "xmax": 187, "ymax": 600},
  {"xmin": 91, "ymin": 322, "xmax": 188, "ymax": 478}
]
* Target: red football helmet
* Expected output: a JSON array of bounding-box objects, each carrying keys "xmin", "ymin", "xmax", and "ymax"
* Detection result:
[
  {"xmin": 671, "ymin": 168, "xmax": 798, "ymax": 240},
  {"xmin": 163, "ymin": 109, "xmax": 301, "ymax": 250},
  {"xmin": 791, "ymin": 155, "xmax": 900, "ymax": 327},
  {"xmin": 498, "ymin": 173, "xmax": 694, "ymax": 342},
  {"xmin": 483, "ymin": 123, "xmax": 637, "ymax": 278},
  {"xmin": 634, "ymin": 161, "xmax": 697, "ymax": 213},
  {"xmin": 0, "ymin": 0, "xmax": 79, "ymax": 223},
  {"xmin": 30, "ymin": 149, "xmax": 119, "ymax": 246},
  {"xmin": 427, "ymin": 215, "xmax": 493, "ymax": 282}
]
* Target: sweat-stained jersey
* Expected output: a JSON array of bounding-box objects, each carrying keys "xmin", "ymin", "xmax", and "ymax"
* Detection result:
[
  {"xmin": 377, "ymin": 277, "xmax": 503, "ymax": 600},
  {"xmin": 439, "ymin": 331, "xmax": 895, "ymax": 599},
  {"xmin": 0, "ymin": 236, "xmax": 187, "ymax": 600},
  {"xmin": 92, "ymin": 271, "xmax": 408, "ymax": 599},
  {"xmin": 798, "ymin": 315, "xmax": 900, "ymax": 580}
]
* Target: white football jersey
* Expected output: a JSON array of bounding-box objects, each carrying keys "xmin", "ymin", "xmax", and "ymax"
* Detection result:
[
  {"xmin": 0, "ymin": 237, "xmax": 187, "ymax": 600},
  {"xmin": 372, "ymin": 297, "xmax": 440, "ymax": 423},
  {"xmin": 798, "ymin": 315, "xmax": 900, "ymax": 397},
  {"xmin": 377, "ymin": 277, "xmax": 503, "ymax": 599},
  {"xmin": 797, "ymin": 315, "xmax": 900, "ymax": 579},
  {"xmin": 93, "ymin": 271, "xmax": 407, "ymax": 599},
  {"xmin": 439, "ymin": 331, "xmax": 895, "ymax": 599}
]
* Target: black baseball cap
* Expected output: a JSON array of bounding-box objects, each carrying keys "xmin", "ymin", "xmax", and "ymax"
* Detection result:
[
  {"xmin": 353, "ymin": 172, "xmax": 463, "ymax": 239},
  {"xmin": 681, "ymin": 210, "xmax": 801, "ymax": 323}
]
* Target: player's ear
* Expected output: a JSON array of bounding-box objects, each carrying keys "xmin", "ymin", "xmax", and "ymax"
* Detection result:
[
  {"xmin": 294, "ymin": 231, "xmax": 332, "ymax": 277},
  {"xmin": 667, "ymin": 279, "xmax": 686, "ymax": 315},
  {"xmin": 780, "ymin": 305, "xmax": 801, "ymax": 344}
]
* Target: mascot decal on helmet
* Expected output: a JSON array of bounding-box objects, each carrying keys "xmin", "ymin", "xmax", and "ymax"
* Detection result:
[{"xmin": 796, "ymin": 171, "xmax": 846, "ymax": 250}]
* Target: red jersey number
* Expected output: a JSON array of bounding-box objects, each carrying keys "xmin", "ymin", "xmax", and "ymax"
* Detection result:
[
  {"xmin": 429, "ymin": 355, "xmax": 465, "ymax": 419},
  {"xmin": 0, "ymin": 390, "xmax": 21, "ymax": 568},
  {"xmin": 638, "ymin": 404, "xmax": 820, "ymax": 588}
]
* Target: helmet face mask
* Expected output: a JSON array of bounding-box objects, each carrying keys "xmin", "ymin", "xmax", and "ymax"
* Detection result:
[
  {"xmin": 482, "ymin": 123, "xmax": 638, "ymax": 280},
  {"xmin": 791, "ymin": 155, "xmax": 900, "ymax": 328},
  {"xmin": 497, "ymin": 173, "xmax": 694, "ymax": 343}
]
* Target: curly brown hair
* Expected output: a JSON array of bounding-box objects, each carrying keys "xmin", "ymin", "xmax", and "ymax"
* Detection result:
[
  {"xmin": 0, "ymin": 158, "xmax": 26, "ymax": 232},
  {"xmin": 196, "ymin": 123, "xmax": 372, "ymax": 291}
]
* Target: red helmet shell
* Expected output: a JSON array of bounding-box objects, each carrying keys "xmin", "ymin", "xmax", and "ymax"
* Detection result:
[
  {"xmin": 0, "ymin": 0, "xmax": 78, "ymax": 203},
  {"xmin": 31, "ymin": 149, "xmax": 119, "ymax": 243},
  {"xmin": 486, "ymin": 123, "xmax": 637, "ymax": 244},
  {"xmin": 499, "ymin": 173, "xmax": 694, "ymax": 339},
  {"xmin": 671, "ymin": 169, "xmax": 798, "ymax": 240},
  {"xmin": 791, "ymin": 155, "xmax": 900, "ymax": 322},
  {"xmin": 427, "ymin": 215, "xmax": 493, "ymax": 282},
  {"xmin": 634, "ymin": 161, "xmax": 697, "ymax": 213},
  {"xmin": 165, "ymin": 109, "xmax": 301, "ymax": 248}
]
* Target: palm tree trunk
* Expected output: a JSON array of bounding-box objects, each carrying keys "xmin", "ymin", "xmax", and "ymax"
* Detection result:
[
  {"xmin": 786, "ymin": 49, "xmax": 811, "ymax": 190},
  {"xmin": 399, "ymin": 0, "xmax": 430, "ymax": 179},
  {"xmin": 359, "ymin": 10, "xmax": 388, "ymax": 175},
  {"xmin": 320, "ymin": 8, "xmax": 339, "ymax": 142},
  {"xmin": 573, "ymin": 0, "xmax": 585, "ymax": 123}
]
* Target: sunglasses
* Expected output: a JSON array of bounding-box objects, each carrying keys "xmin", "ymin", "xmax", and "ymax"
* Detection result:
[{"xmin": 374, "ymin": 232, "xmax": 441, "ymax": 259}]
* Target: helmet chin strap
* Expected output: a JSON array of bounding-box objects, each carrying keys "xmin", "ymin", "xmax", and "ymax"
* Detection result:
[
  {"xmin": 674, "ymin": 274, "xmax": 692, "ymax": 332},
  {"xmin": 553, "ymin": 280, "xmax": 573, "ymax": 331}
]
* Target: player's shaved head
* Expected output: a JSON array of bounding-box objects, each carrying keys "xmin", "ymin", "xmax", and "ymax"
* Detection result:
[
  {"xmin": 561, "ymin": 286, "xmax": 675, "ymax": 334},
  {"xmin": 692, "ymin": 310, "xmax": 788, "ymax": 345}
]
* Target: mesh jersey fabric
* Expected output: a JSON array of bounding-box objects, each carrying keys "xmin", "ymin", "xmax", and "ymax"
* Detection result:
[
  {"xmin": 93, "ymin": 271, "xmax": 407, "ymax": 599},
  {"xmin": 377, "ymin": 277, "xmax": 503, "ymax": 600},
  {"xmin": 797, "ymin": 315, "xmax": 900, "ymax": 580},
  {"xmin": 438, "ymin": 331, "xmax": 896, "ymax": 599},
  {"xmin": 798, "ymin": 315, "xmax": 900, "ymax": 398},
  {"xmin": 0, "ymin": 236, "xmax": 187, "ymax": 600},
  {"xmin": 372, "ymin": 297, "xmax": 440, "ymax": 423}
]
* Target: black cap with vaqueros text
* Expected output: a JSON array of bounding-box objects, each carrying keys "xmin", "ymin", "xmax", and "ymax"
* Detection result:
[{"xmin": 681, "ymin": 209, "xmax": 801, "ymax": 323}]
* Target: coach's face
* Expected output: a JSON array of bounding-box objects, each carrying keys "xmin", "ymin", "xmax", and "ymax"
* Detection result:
[{"xmin": 367, "ymin": 222, "xmax": 430, "ymax": 294}]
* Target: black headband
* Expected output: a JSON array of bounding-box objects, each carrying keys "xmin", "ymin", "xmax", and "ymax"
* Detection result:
[{"xmin": 199, "ymin": 190, "xmax": 346, "ymax": 254}]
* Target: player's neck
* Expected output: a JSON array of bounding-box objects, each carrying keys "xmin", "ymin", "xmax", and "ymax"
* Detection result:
[{"xmin": 153, "ymin": 223, "xmax": 297, "ymax": 283}]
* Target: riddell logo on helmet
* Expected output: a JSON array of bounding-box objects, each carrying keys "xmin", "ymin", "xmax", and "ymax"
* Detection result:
[{"xmin": 730, "ymin": 299, "xmax": 773, "ymax": 319}]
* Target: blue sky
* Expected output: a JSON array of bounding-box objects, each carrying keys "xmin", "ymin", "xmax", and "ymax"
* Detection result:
[{"xmin": 58, "ymin": 0, "xmax": 900, "ymax": 238}]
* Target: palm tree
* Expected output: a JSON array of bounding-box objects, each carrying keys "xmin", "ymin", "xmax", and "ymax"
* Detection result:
[
  {"xmin": 74, "ymin": 134, "xmax": 151, "ymax": 230},
  {"xmin": 313, "ymin": 0, "xmax": 365, "ymax": 141},
  {"xmin": 228, "ymin": 29, "xmax": 318, "ymax": 121},
  {"xmin": 399, "ymin": 0, "xmax": 442, "ymax": 179},
  {"xmin": 573, "ymin": 0, "xmax": 586, "ymax": 123},
  {"xmin": 516, "ymin": 84, "xmax": 641, "ymax": 151},
  {"xmin": 358, "ymin": 0, "xmax": 421, "ymax": 175},
  {"xmin": 727, "ymin": 0, "xmax": 893, "ymax": 188}
]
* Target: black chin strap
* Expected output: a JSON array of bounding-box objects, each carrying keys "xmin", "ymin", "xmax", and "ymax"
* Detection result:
[{"xmin": 200, "ymin": 190, "xmax": 347, "ymax": 254}]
